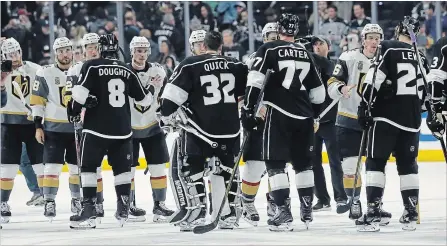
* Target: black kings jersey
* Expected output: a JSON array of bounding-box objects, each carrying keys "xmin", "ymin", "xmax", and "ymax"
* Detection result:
[
  {"xmin": 427, "ymin": 36, "xmax": 447, "ymax": 103},
  {"xmin": 72, "ymin": 58, "xmax": 153, "ymax": 139},
  {"xmin": 161, "ymin": 54, "xmax": 248, "ymax": 138},
  {"xmin": 245, "ymin": 40, "xmax": 325, "ymax": 119},
  {"xmin": 361, "ymin": 40, "xmax": 428, "ymax": 132}
]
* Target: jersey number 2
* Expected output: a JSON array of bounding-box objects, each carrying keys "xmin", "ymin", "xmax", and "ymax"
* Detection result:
[
  {"xmin": 278, "ymin": 60, "xmax": 310, "ymax": 89},
  {"xmin": 200, "ymin": 73, "xmax": 235, "ymax": 105},
  {"xmin": 397, "ymin": 63, "xmax": 423, "ymax": 97},
  {"xmin": 108, "ymin": 79, "xmax": 125, "ymax": 107}
]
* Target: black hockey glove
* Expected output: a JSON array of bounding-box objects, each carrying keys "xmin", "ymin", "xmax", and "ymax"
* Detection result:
[
  {"xmin": 426, "ymin": 103, "xmax": 446, "ymax": 139},
  {"xmin": 84, "ymin": 94, "xmax": 98, "ymax": 108},
  {"xmin": 241, "ymin": 106, "xmax": 261, "ymax": 131},
  {"xmin": 357, "ymin": 101, "xmax": 373, "ymax": 130},
  {"xmin": 67, "ymin": 99, "xmax": 82, "ymax": 123},
  {"xmin": 378, "ymin": 79, "xmax": 395, "ymax": 100}
]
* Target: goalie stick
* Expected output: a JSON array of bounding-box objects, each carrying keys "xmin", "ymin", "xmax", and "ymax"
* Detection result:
[{"xmin": 193, "ymin": 69, "xmax": 273, "ymax": 234}]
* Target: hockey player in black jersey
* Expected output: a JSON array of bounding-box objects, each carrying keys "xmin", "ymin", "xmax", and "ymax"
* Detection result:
[
  {"xmin": 242, "ymin": 13, "xmax": 326, "ymax": 231},
  {"xmin": 357, "ymin": 16, "xmax": 428, "ymax": 232},
  {"xmin": 67, "ymin": 34, "xmax": 154, "ymax": 229},
  {"xmin": 159, "ymin": 31, "xmax": 247, "ymax": 231},
  {"xmin": 426, "ymin": 36, "xmax": 447, "ymax": 139}
]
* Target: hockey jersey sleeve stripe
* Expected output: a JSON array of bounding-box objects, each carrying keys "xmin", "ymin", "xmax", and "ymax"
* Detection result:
[
  {"xmin": 327, "ymin": 77, "xmax": 344, "ymax": 99},
  {"xmin": 247, "ymin": 70, "xmax": 265, "ymax": 89},
  {"xmin": 29, "ymin": 95, "xmax": 46, "ymax": 106},
  {"xmin": 361, "ymin": 68, "xmax": 386, "ymax": 102},
  {"xmin": 161, "ymin": 83, "xmax": 188, "ymax": 106},
  {"xmin": 309, "ymin": 85, "xmax": 326, "ymax": 104},
  {"xmin": 72, "ymin": 85, "xmax": 90, "ymax": 105}
]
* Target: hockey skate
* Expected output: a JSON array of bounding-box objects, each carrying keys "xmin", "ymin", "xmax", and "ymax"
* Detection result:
[
  {"xmin": 26, "ymin": 193, "xmax": 44, "ymax": 206},
  {"xmin": 153, "ymin": 201, "xmax": 174, "ymax": 223},
  {"xmin": 44, "ymin": 200, "xmax": 56, "ymax": 222},
  {"xmin": 95, "ymin": 203, "xmax": 104, "ymax": 224},
  {"xmin": 129, "ymin": 203, "xmax": 146, "ymax": 222},
  {"xmin": 178, "ymin": 209, "xmax": 206, "ymax": 232},
  {"xmin": 218, "ymin": 206, "xmax": 238, "ymax": 230},
  {"xmin": 399, "ymin": 197, "xmax": 418, "ymax": 231},
  {"xmin": 266, "ymin": 193, "xmax": 276, "ymax": 221},
  {"xmin": 71, "ymin": 198, "xmax": 81, "ymax": 214},
  {"xmin": 312, "ymin": 200, "xmax": 331, "ymax": 212},
  {"xmin": 336, "ymin": 200, "xmax": 350, "ymax": 214},
  {"xmin": 115, "ymin": 195, "xmax": 130, "ymax": 227},
  {"xmin": 70, "ymin": 199, "xmax": 96, "ymax": 229},
  {"xmin": 300, "ymin": 196, "xmax": 313, "ymax": 229},
  {"xmin": 379, "ymin": 205, "xmax": 392, "ymax": 226},
  {"xmin": 356, "ymin": 202, "xmax": 381, "ymax": 232},
  {"xmin": 349, "ymin": 200, "xmax": 363, "ymax": 220},
  {"xmin": 0, "ymin": 202, "xmax": 11, "ymax": 223},
  {"xmin": 269, "ymin": 204, "xmax": 293, "ymax": 232},
  {"xmin": 242, "ymin": 201, "xmax": 260, "ymax": 226}
]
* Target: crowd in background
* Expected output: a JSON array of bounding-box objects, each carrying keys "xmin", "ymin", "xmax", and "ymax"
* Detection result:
[{"xmin": 1, "ymin": 1, "xmax": 446, "ymax": 68}]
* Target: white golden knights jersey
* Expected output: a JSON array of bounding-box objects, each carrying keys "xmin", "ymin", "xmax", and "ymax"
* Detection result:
[
  {"xmin": 327, "ymin": 49, "xmax": 372, "ymax": 131},
  {"xmin": 427, "ymin": 36, "xmax": 447, "ymax": 104},
  {"xmin": 360, "ymin": 40, "xmax": 428, "ymax": 132},
  {"xmin": 127, "ymin": 62, "xmax": 167, "ymax": 138},
  {"xmin": 0, "ymin": 61, "xmax": 41, "ymax": 124},
  {"xmin": 67, "ymin": 61, "xmax": 84, "ymax": 86},
  {"xmin": 30, "ymin": 64, "xmax": 73, "ymax": 133}
]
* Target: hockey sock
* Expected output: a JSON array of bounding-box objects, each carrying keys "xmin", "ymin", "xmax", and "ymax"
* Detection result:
[
  {"xmin": 342, "ymin": 157, "xmax": 362, "ymax": 202},
  {"xmin": 295, "ymin": 169, "xmax": 314, "ymax": 202},
  {"xmin": 32, "ymin": 163, "xmax": 44, "ymax": 195},
  {"xmin": 81, "ymin": 172, "xmax": 97, "ymax": 199},
  {"xmin": 366, "ymin": 171, "xmax": 386, "ymax": 203},
  {"xmin": 148, "ymin": 164, "xmax": 168, "ymax": 201},
  {"xmin": 268, "ymin": 169, "xmax": 290, "ymax": 206},
  {"xmin": 114, "ymin": 171, "xmax": 132, "ymax": 198},
  {"xmin": 96, "ymin": 167, "xmax": 104, "ymax": 203},
  {"xmin": 241, "ymin": 161, "xmax": 265, "ymax": 203},
  {"xmin": 43, "ymin": 164, "xmax": 63, "ymax": 200},
  {"xmin": 0, "ymin": 164, "xmax": 19, "ymax": 202},
  {"xmin": 399, "ymin": 174, "xmax": 419, "ymax": 207},
  {"xmin": 67, "ymin": 164, "xmax": 81, "ymax": 199}
]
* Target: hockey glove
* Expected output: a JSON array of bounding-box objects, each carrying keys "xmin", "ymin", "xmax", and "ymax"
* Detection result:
[
  {"xmin": 357, "ymin": 101, "xmax": 373, "ymax": 129},
  {"xmin": 427, "ymin": 103, "xmax": 446, "ymax": 139},
  {"xmin": 84, "ymin": 95, "xmax": 98, "ymax": 108},
  {"xmin": 241, "ymin": 106, "xmax": 261, "ymax": 131},
  {"xmin": 378, "ymin": 79, "xmax": 395, "ymax": 100}
]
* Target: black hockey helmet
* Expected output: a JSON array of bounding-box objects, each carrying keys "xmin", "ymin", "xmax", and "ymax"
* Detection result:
[
  {"xmin": 395, "ymin": 16, "xmax": 421, "ymax": 39},
  {"xmin": 277, "ymin": 13, "xmax": 299, "ymax": 37},
  {"xmin": 99, "ymin": 34, "xmax": 119, "ymax": 58},
  {"xmin": 204, "ymin": 30, "xmax": 223, "ymax": 51}
]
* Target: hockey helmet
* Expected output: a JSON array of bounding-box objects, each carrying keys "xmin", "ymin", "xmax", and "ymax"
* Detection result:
[
  {"xmin": 82, "ymin": 33, "xmax": 100, "ymax": 47},
  {"xmin": 189, "ymin": 30, "xmax": 207, "ymax": 46},
  {"xmin": 262, "ymin": 22, "xmax": 278, "ymax": 39},
  {"xmin": 130, "ymin": 36, "xmax": 151, "ymax": 57},
  {"xmin": 53, "ymin": 37, "xmax": 73, "ymax": 52},
  {"xmin": 277, "ymin": 13, "xmax": 299, "ymax": 37},
  {"xmin": 395, "ymin": 16, "xmax": 420, "ymax": 39},
  {"xmin": 99, "ymin": 34, "xmax": 119, "ymax": 58},
  {"xmin": 361, "ymin": 24, "xmax": 384, "ymax": 41},
  {"xmin": 1, "ymin": 38, "xmax": 21, "ymax": 59}
]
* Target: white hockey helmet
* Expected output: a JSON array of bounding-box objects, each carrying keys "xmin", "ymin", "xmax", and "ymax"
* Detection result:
[
  {"xmin": 82, "ymin": 33, "xmax": 100, "ymax": 47},
  {"xmin": 262, "ymin": 22, "xmax": 278, "ymax": 38},
  {"xmin": 361, "ymin": 24, "xmax": 384, "ymax": 41},
  {"xmin": 53, "ymin": 37, "xmax": 73, "ymax": 52},
  {"xmin": 189, "ymin": 30, "xmax": 207, "ymax": 47},
  {"xmin": 130, "ymin": 36, "xmax": 151, "ymax": 57},
  {"xmin": 1, "ymin": 38, "xmax": 21, "ymax": 58}
]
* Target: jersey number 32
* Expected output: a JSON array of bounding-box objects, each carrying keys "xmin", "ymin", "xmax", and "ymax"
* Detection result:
[{"xmin": 200, "ymin": 73, "xmax": 235, "ymax": 105}]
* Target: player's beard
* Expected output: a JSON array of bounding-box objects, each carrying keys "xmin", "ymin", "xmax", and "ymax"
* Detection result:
[{"xmin": 58, "ymin": 57, "xmax": 72, "ymax": 65}]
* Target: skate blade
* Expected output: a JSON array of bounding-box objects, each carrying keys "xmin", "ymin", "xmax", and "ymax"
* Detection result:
[
  {"xmin": 313, "ymin": 207, "xmax": 331, "ymax": 212},
  {"xmin": 46, "ymin": 217, "xmax": 55, "ymax": 223},
  {"xmin": 269, "ymin": 222, "xmax": 293, "ymax": 232},
  {"xmin": 357, "ymin": 223, "xmax": 380, "ymax": 232},
  {"xmin": 70, "ymin": 219, "xmax": 96, "ymax": 230},
  {"xmin": 117, "ymin": 217, "xmax": 128, "ymax": 227},
  {"xmin": 303, "ymin": 221, "xmax": 311, "ymax": 230},
  {"xmin": 153, "ymin": 214, "xmax": 169, "ymax": 223},
  {"xmin": 401, "ymin": 221, "xmax": 416, "ymax": 231},
  {"xmin": 379, "ymin": 217, "xmax": 391, "ymax": 226},
  {"xmin": 128, "ymin": 215, "xmax": 146, "ymax": 223},
  {"xmin": 0, "ymin": 217, "xmax": 10, "ymax": 223},
  {"xmin": 242, "ymin": 216, "xmax": 259, "ymax": 227}
]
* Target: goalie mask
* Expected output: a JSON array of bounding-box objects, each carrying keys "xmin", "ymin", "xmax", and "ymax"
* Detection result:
[{"xmin": 395, "ymin": 16, "xmax": 420, "ymax": 40}]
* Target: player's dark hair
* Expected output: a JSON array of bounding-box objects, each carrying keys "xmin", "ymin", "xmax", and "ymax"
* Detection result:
[
  {"xmin": 204, "ymin": 31, "xmax": 223, "ymax": 51},
  {"xmin": 327, "ymin": 5, "xmax": 338, "ymax": 12}
]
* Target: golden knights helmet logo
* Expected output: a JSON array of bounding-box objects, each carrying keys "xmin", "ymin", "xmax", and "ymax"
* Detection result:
[{"xmin": 11, "ymin": 75, "xmax": 31, "ymax": 99}]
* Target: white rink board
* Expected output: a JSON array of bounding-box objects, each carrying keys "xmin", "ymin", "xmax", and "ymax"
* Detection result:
[{"xmin": 0, "ymin": 162, "xmax": 446, "ymax": 245}]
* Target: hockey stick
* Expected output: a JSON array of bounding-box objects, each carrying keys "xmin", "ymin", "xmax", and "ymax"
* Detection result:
[
  {"xmin": 315, "ymin": 97, "xmax": 340, "ymax": 122},
  {"xmin": 349, "ymin": 45, "xmax": 382, "ymax": 210},
  {"xmin": 11, "ymin": 81, "xmax": 32, "ymax": 114},
  {"xmin": 193, "ymin": 69, "xmax": 273, "ymax": 234},
  {"xmin": 404, "ymin": 24, "xmax": 447, "ymax": 163}
]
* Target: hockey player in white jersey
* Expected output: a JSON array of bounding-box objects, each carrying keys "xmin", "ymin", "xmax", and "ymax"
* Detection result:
[
  {"xmin": 66, "ymin": 33, "xmax": 105, "ymax": 220},
  {"xmin": 0, "ymin": 38, "xmax": 43, "ymax": 224},
  {"xmin": 240, "ymin": 22, "xmax": 280, "ymax": 226},
  {"xmin": 30, "ymin": 37, "xmax": 80, "ymax": 220},
  {"xmin": 127, "ymin": 36, "xmax": 174, "ymax": 222},
  {"xmin": 327, "ymin": 24, "xmax": 391, "ymax": 224}
]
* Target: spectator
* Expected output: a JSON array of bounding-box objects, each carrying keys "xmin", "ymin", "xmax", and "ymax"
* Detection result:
[
  {"xmin": 1, "ymin": 11, "xmax": 32, "ymax": 61},
  {"xmin": 88, "ymin": 6, "xmax": 108, "ymax": 33},
  {"xmin": 190, "ymin": 1, "xmax": 205, "ymax": 20},
  {"xmin": 425, "ymin": 3, "xmax": 447, "ymax": 40},
  {"xmin": 123, "ymin": 10, "xmax": 141, "ymax": 58},
  {"xmin": 73, "ymin": 46, "xmax": 83, "ymax": 63},
  {"xmin": 153, "ymin": 13, "xmax": 184, "ymax": 58},
  {"xmin": 104, "ymin": 20, "xmax": 116, "ymax": 34},
  {"xmin": 412, "ymin": 1, "xmax": 433, "ymax": 21},
  {"xmin": 215, "ymin": 2, "xmax": 238, "ymax": 31},
  {"xmin": 70, "ymin": 25, "xmax": 87, "ymax": 48},
  {"xmin": 140, "ymin": 29, "xmax": 159, "ymax": 62},
  {"xmin": 349, "ymin": 3, "xmax": 371, "ymax": 31},
  {"xmin": 31, "ymin": 19, "xmax": 51, "ymax": 64},
  {"xmin": 234, "ymin": 10, "xmax": 263, "ymax": 52},
  {"xmin": 418, "ymin": 23, "xmax": 435, "ymax": 58},
  {"xmin": 157, "ymin": 40, "xmax": 177, "ymax": 77},
  {"xmin": 309, "ymin": 1, "xmax": 329, "ymax": 30},
  {"xmin": 320, "ymin": 5, "xmax": 348, "ymax": 58},
  {"xmin": 199, "ymin": 4, "xmax": 216, "ymax": 32},
  {"xmin": 221, "ymin": 29, "xmax": 246, "ymax": 61}
]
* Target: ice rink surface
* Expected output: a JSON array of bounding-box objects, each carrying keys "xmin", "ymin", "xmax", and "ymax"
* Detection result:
[{"xmin": 0, "ymin": 162, "xmax": 445, "ymax": 245}]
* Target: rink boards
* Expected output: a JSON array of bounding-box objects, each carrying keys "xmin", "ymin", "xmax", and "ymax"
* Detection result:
[{"xmin": 59, "ymin": 113, "xmax": 444, "ymax": 172}]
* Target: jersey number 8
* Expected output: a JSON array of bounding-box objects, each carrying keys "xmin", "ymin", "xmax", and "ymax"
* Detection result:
[
  {"xmin": 108, "ymin": 79, "xmax": 126, "ymax": 107},
  {"xmin": 200, "ymin": 73, "xmax": 235, "ymax": 105}
]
